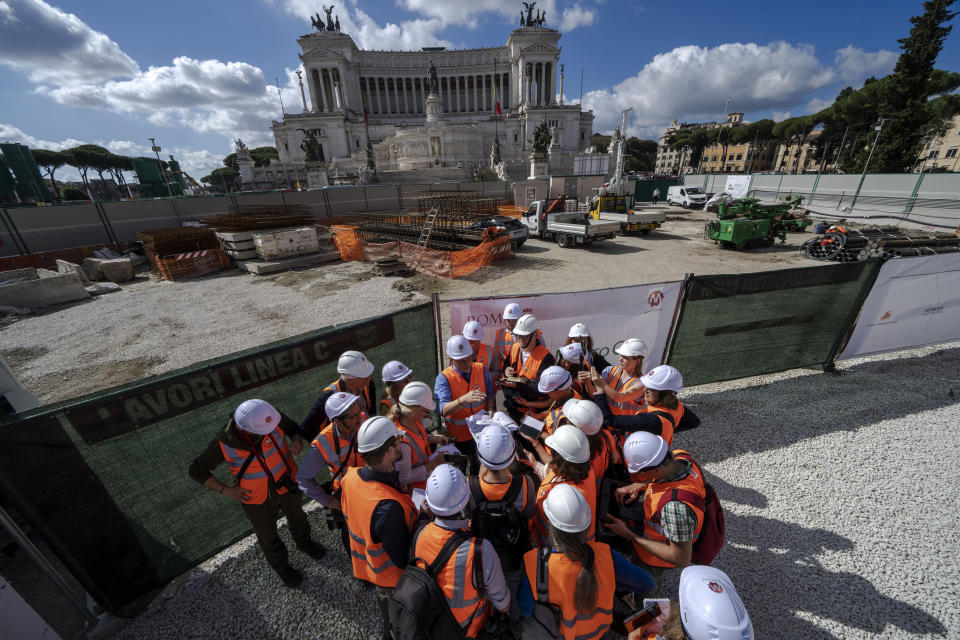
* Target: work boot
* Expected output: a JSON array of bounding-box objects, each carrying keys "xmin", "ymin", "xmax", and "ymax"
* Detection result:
[
  {"xmin": 277, "ymin": 566, "xmax": 303, "ymax": 588},
  {"xmin": 297, "ymin": 540, "xmax": 328, "ymax": 560}
]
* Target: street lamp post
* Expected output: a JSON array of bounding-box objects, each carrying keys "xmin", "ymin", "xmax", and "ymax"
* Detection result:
[
  {"xmin": 850, "ymin": 118, "xmax": 888, "ymax": 209},
  {"xmin": 149, "ymin": 138, "xmax": 173, "ymax": 197}
]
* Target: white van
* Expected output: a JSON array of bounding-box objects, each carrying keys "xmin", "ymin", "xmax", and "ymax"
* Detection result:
[{"xmin": 666, "ymin": 186, "xmax": 708, "ymax": 208}]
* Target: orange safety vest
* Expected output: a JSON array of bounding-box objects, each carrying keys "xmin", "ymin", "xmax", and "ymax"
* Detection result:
[
  {"xmin": 602, "ymin": 366, "xmax": 645, "ymax": 415},
  {"xmin": 441, "ymin": 363, "xmax": 491, "ymax": 442},
  {"xmin": 507, "ymin": 342, "xmax": 551, "ymax": 381},
  {"xmin": 412, "ymin": 522, "xmax": 489, "ymax": 638},
  {"xmin": 341, "ymin": 467, "xmax": 417, "ymax": 587},
  {"xmin": 379, "ymin": 395, "xmax": 395, "ymax": 415},
  {"xmin": 636, "ymin": 450, "xmax": 706, "ymax": 568},
  {"xmin": 590, "ymin": 429, "xmax": 618, "ymax": 490},
  {"xmin": 493, "ymin": 327, "xmax": 516, "ymax": 364},
  {"xmin": 219, "ymin": 428, "xmax": 296, "ymax": 505},
  {"xmin": 522, "ymin": 543, "xmax": 616, "ymax": 640},
  {"xmin": 535, "ymin": 467, "xmax": 598, "ymax": 546},
  {"xmin": 395, "ymin": 417, "xmax": 431, "ymax": 491},
  {"xmin": 638, "ymin": 402, "xmax": 685, "ymax": 447},
  {"xmin": 474, "ymin": 343, "xmax": 494, "ymax": 372},
  {"xmin": 307, "ymin": 424, "xmax": 362, "ymax": 492}
]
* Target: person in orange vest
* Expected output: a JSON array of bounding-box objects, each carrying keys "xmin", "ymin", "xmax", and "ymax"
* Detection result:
[
  {"xmin": 502, "ymin": 314, "xmax": 555, "ymax": 423},
  {"xmin": 581, "ymin": 338, "xmax": 648, "ymax": 418},
  {"xmin": 463, "ymin": 320, "xmax": 499, "ymax": 378},
  {"xmin": 563, "ymin": 399, "xmax": 621, "ymax": 489},
  {"xmin": 379, "ymin": 360, "xmax": 413, "ymax": 416},
  {"xmin": 388, "ymin": 381, "xmax": 451, "ymax": 491},
  {"xmin": 300, "ymin": 350, "xmax": 377, "ymax": 441},
  {"xmin": 341, "ymin": 416, "xmax": 417, "ymax": 640},
  {"xmin": 189, "ymin": 399, "xmax": 325, "ymax": 588},
  {"xmin": 413, "ymin": 464, "xmax": 512, "ymax": 638},
  {"xmin": 536, "ymin": 366, "xmax": 582, "ymax": 435},
  {"xmin": 603, "ymin": 432, "xmax": 707, "ymax": 586},
  {"xmin": 516, "ymin": 484, "xmax": 655, "ymax": 639},
  {"xmin": 565, "ymin": 322, "xmax": 610, "ymax": 372},
  {"xmin": 493, "ymin": 302, "xmax": 523, "ymax": 365},
  {"xmin": 435, "ymin": 335, "xmax": 496, "ymax": 471}
]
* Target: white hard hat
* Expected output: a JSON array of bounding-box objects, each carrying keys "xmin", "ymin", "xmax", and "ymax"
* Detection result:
[
  {"xmin": 491, "ymin": 411, "xmax": 518, "ymax": 431},
  {"xmin": 511, "ymin": 314, "xmax": 539, "ymax": 336},
  {"xmin": 462, "ymin": 320, "xmax": 484, "ymax": 341},
  {"xmin": 445, "ymin": 335, "xmax": 473, "ymax": 360},
  {"xmin": 559, "ymin": 342, "xmax": 583, "ymax": 363},
  {"xmin": 640, "ymin": 364, "xmax": 684, "ymax": 392},
  {"xmin": 565, "ymin": 399, "xmax": 603, "ymax": 436},
  {"xmin": 477, "ymin": 424, "xmax": 516, "ymax": 470},
  {"xmin": 543, "ymin": 424, "xmax": 590, "ymax": 464},
  {"xmin": 542, "ymin": 483, "xmax": 592, "ymax": 533},
  {"xmin": 614, "ymin": 338, "xmax": 649, "ymax": 358},
  {"xmin": 538, "ymin": 366, "xmax": 572, "ymax": 393},
  {"xmin": 397, "ymin": 381, "xmax": 437, "ymax": 410},
  {"xmin": 325, "ymin": 392, "xmax": 360, "ymax": 419},
  {"xmin": 338, "ymin": 350, "xmax": 375, "ymax": 378},
  {"xmin": 233, "ymin": 399, "xmax": 280, "ymax": 435},
  {"xmin": 562, "ymin": 397, "xmax": 580, "ymax": 417},
  {"xmin": 425, "ymin": 464, "xmax": 470, "ymax": 516},
  {"xmin": 568, "ymin": 322, "xmax": 590, "ymax": 338},
  {"xmin": 503, "ymin": 302, "xmax": 523, "ymax": 320},
  {"xmin": 357, "ymin": 416, "xmax": 402, "ymax": 453},
  {"xmin": 679, "ymin": 566, "xmax": 754, "ymax": 640},
  {"xmin": 382, "ymin": 360, "xmax": 412, "ymax": 383},
  {"xmin": 623, "ymin": 431, "xmax": 669, "ymax": 473}
]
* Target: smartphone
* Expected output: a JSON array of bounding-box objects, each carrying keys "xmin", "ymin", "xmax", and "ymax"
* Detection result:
[
  {"xmin": 624, "ymin": 602, "xmax": 662, "ymax": 633},
  {"xmin": 518, "ymin": 415, "xmax": 545, "ymax": 441},
  {"xmin": 446, "ymin": 454, "xmax": 469, "ymax": 473}
]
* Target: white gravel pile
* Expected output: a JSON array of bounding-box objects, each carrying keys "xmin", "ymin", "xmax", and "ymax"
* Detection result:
[{"xmin": 106, "ymin": 342, "xmax": 960, "ymax": 640}]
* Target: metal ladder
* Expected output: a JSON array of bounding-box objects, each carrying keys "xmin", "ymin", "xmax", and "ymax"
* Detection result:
[{"xmin": 411, "ymin": 207, "xmax": 439, "ymax": 269}]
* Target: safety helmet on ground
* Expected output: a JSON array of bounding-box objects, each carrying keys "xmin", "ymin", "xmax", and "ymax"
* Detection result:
[
  {"xmin": 397, "ymin": 381, "xmax": 437, "ymax": 410},
  {"xmin": 477, "ymin": 425, "xmax": 516, "ymax": 470},
  {"xmin": 503, "ymin": 302, "xmax": 523, "ymax": 320},
  {"xmin": 679, "ymin": 566, "xmax": 754, "ymax": 640},
  {"xmin": 622, "ymin": 431, "xmax": 669, "ymax": 473},
  {"xmin": 325, "ymin": 392, "xmax": 361, "ymax": 420},
  {"xmin": 640, "ymin": 364, "xmax": 684, "ymax": 392},
  {"xmin": 543, "ymin": 483, "xmax": 592, "ymax": 534},
  {"xmin": 564, "ymin": 399, "xmax": 603, "ymax": 436},
  {"xmin": 543, "ymin": 424, "xmax": 590, "ymax": 464},
  {"xmin": 568, "ymin": 323, "xmax": 590, "ymax": 338},
  {"xmin": 538, "ymin": 366, "xmax": 572, "ymax": 393},
  {"xmin": 614, "ymin": 338, "xmax": 649, "ymax": 358},
  {"xmin": 381, "ymin": 360, "xmax": 412, "ymax": 383},
  {"xmin": 425, "ymin": 464, "xmax": 470, "ymax": 516},
  {"xmin": 511, "ymin": 314, "xmax": 539, "ymax": 336},
  {"xmin": 234, "ymin": 399, "xmax": 281, "ymax": 435},
  {"xmin": 462, "ymin": 321, "xmax": 484, "ymax": 341},
  {"xmin": 338, "ymin": 350, "xmax": 375, "ymax": 378},
  {"xmin": 445, "ymin": 335, "xmax": 474, "ymax": 360},
  {"xmin": 491, "ymin": 411, "xmax": 518, "ymax": 431},
  {"xmin": 559, "ymin": 342, "xmax": 583, "ymax": 363},
  {"xmin": 357, "ymin": 416, "xmax": 402, "ymax": 453}
]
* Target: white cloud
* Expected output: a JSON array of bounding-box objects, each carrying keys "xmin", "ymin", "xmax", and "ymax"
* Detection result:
[
  {"xmin": 0, "ymin": 122, "xmax": 84, "ymax": 150},
  {"xmin": 772, "ymin": 111, "xmax": 791, "ymax": 122},
  {"xmin": 559, "ymin": 5, "xmax": 595, "ymax": 32},
  {"xmin": 804, "ymin": 97, "xmax": 833, "ymax": 113},
  {"xmin": 0, "ymin": 0, "xmax": 138, "ymax": 84},
  {"xmin": 834, "ymin": 45, "xmax": 897, "ymax": 84}
]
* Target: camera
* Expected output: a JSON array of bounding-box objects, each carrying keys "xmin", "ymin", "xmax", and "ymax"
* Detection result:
[{"xmin": 276, "ymin": 474, "xmax": 301, "ymax": 494}]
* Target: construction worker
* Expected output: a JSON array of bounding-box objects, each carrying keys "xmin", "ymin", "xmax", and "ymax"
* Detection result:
[
  {"xmin": 564, "ymin": 399, "xmax": 621, "ymax": 489},
  {"xmin": 388, "ymin": 381, "xmax": 451, "ymax": 490},
  {"xmin": 536, "ymin": 366, "xmax": 582, "ymax": 436},
  {"xmin": 591, "ymin": 365, "xmax": 700, "ymax": 445},
  {"xmin": 414, "ymin": 464, "xmax": 512, "ymax": 638},
  {"xmin": 435, "ymin": 335, "xmax": 496, "ymax": 469},
  {"xmin": 493, "ymin": 302, "xmax": 523, "ymax": 364},
  {"xmin": 629, "ymin": 566, "xmax": 753, "ymax": 640},
  {"xmin": 340, "ymin": 416, "xmax": 417, "ymax": 640},
  {"xmin": 582, "ymin": 338, "xmax": 649, "ymax": 417},
  {"xmin": 565, "ymin": 323, "xmax": 610, "ymax": 371},
  {"xmin": 300, "ymin": 350, "xmax": 377, "ymax": 441},
  {"xmin": 516, "ymin": 484, "xmax": 655, "ymax": 640},
  {"xmin": 502, "ymin": 314, "xmax": 555, "ymax": 422},
  {"xmin": 463, "ymin": 320, "xmax": 499, "ymax": 378},
  {"xmin": 558, "ymin": 343, "xmax": 589, "ymax": 397},
  {"xmin": 603, "ymin": 432, "xmax": 706, "ymax": 584},
  {"xmin": 297, "ymin": 391, "xmax": 365, "ymax": 552},
  {"xmin": 379, "ymin": 360, "xmax": 413, "ymax": 415},
  {"xmin": 188, "ymin": 399, "xmax": 326, "ymax": 588}
]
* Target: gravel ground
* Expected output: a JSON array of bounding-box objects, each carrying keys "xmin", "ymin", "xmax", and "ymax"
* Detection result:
[{"xmin": 106, "ymin": 342, "xmax": 960, "ymax": 640}]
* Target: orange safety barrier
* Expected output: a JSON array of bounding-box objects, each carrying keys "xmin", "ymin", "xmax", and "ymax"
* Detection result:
[
  {"xmin": 331, "ymin": 225, "xmax": 365, "ymax": 261},
  {"xmin": 449, "ymin": 235, "xmax": 512, "ymax": 278},
  {"xmin": 156, "ymin": 249, "xmax": 231, "ymax": 281}
]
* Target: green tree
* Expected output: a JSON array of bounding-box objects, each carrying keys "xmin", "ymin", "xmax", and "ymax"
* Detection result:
[
  {"xmin": 201, "ymin": 167, "xmax": 240, "ymax": 193},
  {"xmin": 668, "ymin": 128, "xmax": 713, "ymax": 170},
  {"xmin": 250, "ymin": 146, "xmax": 279, "ymax": 166},
  {"xmin": 60, "ymin": 186, "xmax": 88, "ymax": 201},
  {"xmin": 31, "ymin": 149, "xmax": 69, "ymax": 197},
  {"xmin": 624, "ymin": 137, "xmax": 657, "ymax": 172}
]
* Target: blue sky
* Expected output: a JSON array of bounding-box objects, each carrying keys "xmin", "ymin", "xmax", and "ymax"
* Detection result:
[{"xmin": 1, "ymin": 0, "xmax": 957, "ymax": 181}]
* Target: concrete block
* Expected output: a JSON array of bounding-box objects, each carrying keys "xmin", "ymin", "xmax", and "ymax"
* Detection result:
[
  {"xmin": 0, "ymin": 269, "xmax": 90, "ymax": 310},
  {"xmin": 86, "ymin": 282, "xmax": 121, "ymax": 296},
  {"xmin": 57, "ymin": 259, "xmax": 91, "ymax": 284},
  {"xmin": 217, "ymin": 231, "xmax": 253, "ymax": 242},
  {"xmin": 0, "ymin": 269, "xmax": 37, "ymax": 285},
  {"xmin": 234, "ymin": 250, "xmax": 340, "ymax": 275},
  {"xmin": 81, "ymin": 258, "xmax": 106, "ymax": 281},
  {"xmin": 99, "ymin": 258, "xmax": 135, "ymax": 283}
]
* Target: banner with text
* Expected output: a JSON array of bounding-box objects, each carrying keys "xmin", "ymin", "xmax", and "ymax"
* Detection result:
[
  {"xmin": 445, "ymin": 281, "xmax": 683, "ymax": 372},
  {"xmin": 839, "ymin": 253, "xmax": 960, "ymax": 359}
]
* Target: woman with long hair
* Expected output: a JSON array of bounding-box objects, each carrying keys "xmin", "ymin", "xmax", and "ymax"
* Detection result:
[{"xmin": 387, "ymin": 381, "xmax": 449, "ymax": 490}]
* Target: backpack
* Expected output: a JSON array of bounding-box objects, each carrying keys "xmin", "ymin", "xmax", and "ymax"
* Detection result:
[
  {"xmin": 388, "ymin": 531, "xmax": 471, "ymax": 640},
  {"xmin": 468, "ymin": 475, "xmax": 530, "ymax": 572},
  {"xmin": 652, "ymin": 453, "xmax": 725, "ymax": 565}
]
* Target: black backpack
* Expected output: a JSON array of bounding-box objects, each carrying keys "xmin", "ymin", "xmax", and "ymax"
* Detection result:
[
  {"xmin": 468, "ymin": 475, "xmax": 530, "ymax": 572},
  {"xmin": 388, "ymin": 531, "xmax": 471, "ymax": 640}
]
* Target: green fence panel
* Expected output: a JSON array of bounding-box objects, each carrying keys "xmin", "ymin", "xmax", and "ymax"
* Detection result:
[
  {"xmin": 666, "ymin": 262, "xmax": 881, "ymax": 386},
  {"xmin": 0, "ymin": 303, "xmax": 436, "ymax": 616},
  {"xmin": 633, "ymin": 178, "xmax": 679, "ymax": 202}
]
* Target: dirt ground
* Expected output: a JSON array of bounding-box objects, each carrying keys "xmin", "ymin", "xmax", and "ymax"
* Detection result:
[{"xmin": 2, "ymin": 207, "xmax": 817, "ymax": 404}]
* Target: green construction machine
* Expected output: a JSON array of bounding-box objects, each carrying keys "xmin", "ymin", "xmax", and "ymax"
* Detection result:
[{"xmin": 704, "ymin": 195, "xmax": 811, "ymax": 250}]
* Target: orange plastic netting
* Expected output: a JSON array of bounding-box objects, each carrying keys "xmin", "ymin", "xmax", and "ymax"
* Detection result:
[{"xmin": 331, "ymin": 225, "xmax": 365, "ymax": 261}]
